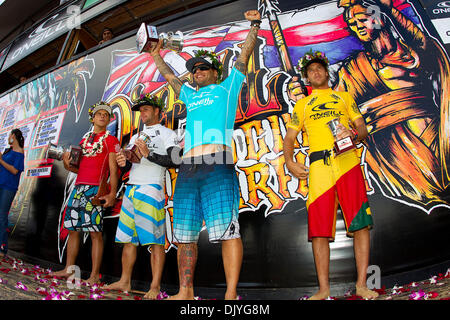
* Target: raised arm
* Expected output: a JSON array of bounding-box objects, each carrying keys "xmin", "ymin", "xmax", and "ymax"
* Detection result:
[
  {"xmin": 376, "ymin": 0, "xmax": 428, "ymax": 50},
  {"xmin": 234, "ymin": 10, "xmax": 261, "ymax": 74},
  {"xmin": 146, "ymin": 40, "xmax": 183, "ymax": 96}
]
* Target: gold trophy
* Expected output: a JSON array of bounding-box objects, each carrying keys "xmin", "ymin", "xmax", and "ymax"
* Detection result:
[
  {"xmin": 136, "ymin": 23, "xmax": 184, "ymax": 53},
  {"xmin": 46, "ymin": 142, "xmax": 82, "ymax": 168},
  {"xmin": 123, "ymin": 132, "xmax": 152, "ymax": 163},
  {"xmin": 159, "ymin": 31, "xmax": 184, "ymax": 52},
  {"xmin": 327, "ymin": 118, "xmax": 355, "ymax": 155}
]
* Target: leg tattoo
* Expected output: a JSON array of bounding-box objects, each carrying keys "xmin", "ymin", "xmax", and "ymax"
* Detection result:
[{"xmin": 178, "ymin": 243, "xmax": 198, "ymax": 289}]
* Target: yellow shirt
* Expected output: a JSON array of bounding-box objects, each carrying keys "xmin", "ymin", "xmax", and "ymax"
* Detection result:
[{"xmin": 287, "ymin": 88, "xmax": 362, "ymax": 152}]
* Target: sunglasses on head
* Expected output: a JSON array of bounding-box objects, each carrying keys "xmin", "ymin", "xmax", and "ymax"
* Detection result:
[{"xmin": 192, "ymin": 64, "xmax": 212, "ymax": 74}]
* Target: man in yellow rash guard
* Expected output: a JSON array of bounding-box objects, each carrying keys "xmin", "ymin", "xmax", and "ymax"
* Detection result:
[{"xmin": 283, "ymin": 50, "xmax": 378, "ymax": 300}]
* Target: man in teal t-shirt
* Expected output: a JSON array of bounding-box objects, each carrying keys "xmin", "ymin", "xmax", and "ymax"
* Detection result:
[
  {"xmin": 147, "ymin": 10, "xmax": 261, "ymax": 300},
  {"xmin": 179, "ymin": 65, "xmax": 245, "ymax": 154}
]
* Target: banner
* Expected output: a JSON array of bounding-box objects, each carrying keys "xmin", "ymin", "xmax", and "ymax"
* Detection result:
[
  {"xmin": 1, "ymin": 0, "xmax": 85, "ymax": 72},
  {"xmin": 0, "ymin": 0, "xmax": 449, "ymax": 288},
  {"xmin": 0, "ymin": 44, "xmax": 11, "ymax": 70}
]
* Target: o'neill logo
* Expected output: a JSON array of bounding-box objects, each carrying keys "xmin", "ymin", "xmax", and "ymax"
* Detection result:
[
  {"xmin": 311, "ymin": 101, "xmax": 338, "ymax": 112},
  {"xmin": 437, "ymin": 1, "xmax": 450, "ymax": 7},
  {"xmin": 433, "ymin": 1, "xmax": 450, "ymax": 15}
]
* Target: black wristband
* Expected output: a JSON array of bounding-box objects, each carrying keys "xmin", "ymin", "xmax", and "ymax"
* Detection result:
[
  {"xmin": 146, "ymin": 150, "xmax": 154, "ymax": 162},
  {"xmin": 250, "ymin": 19, "xmax": 261, "ymax": 27}
]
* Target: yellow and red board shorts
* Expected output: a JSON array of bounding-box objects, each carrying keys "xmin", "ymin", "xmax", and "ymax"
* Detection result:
[{"xmin": 306, "ymin": 149, "xmax": 372, "ymax": 241}]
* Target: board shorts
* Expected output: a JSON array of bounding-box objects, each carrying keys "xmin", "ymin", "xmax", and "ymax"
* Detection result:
[
  {"xmin": 307, "ymin": 149, "xmax": 373, "ymax": 241},
  {"xmin": 115, "ymin": 184, "xmax": 166, "ymax": 246},
  {"xmin": 64, "ymin": 184, "xmax": 104, "ymax": 232},
  {"xmin": 173, "ymin": 151, "xmax": 240, "ymax": 243}
]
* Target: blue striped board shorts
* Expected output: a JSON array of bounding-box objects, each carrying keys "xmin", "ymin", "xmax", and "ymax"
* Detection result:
[
  {"xmin": 115, "ymin": 184, "xmax": 166, "ymax": 246},
  {"xmin": 173, "ymin": 151, "xmax": 240, "ymax": 243}
]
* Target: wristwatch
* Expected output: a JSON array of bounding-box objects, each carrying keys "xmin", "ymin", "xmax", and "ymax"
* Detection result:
[{"xmin": 351, "ymin": 128, "xmax": 358, "ymax": 143}]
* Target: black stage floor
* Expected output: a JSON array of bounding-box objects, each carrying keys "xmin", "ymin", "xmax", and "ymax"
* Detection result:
[{"xmin": 1, "ymin": 251, "xmax": 449, "ymax": 301}]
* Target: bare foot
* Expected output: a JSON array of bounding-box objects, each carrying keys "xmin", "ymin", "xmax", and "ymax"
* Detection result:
[
  {"xmin": 84, "ymin": 274, "xmax": 101, "ymax": 286},
  {"xmin": 166, "ymin": 292, "xmax": 195, "ymax": 300},
  {"xmin": 225, "ymin": 290, "xmax": 240, "ymax": 300},
  {"xmin": 104, "ymin": 280, "xmax": 131, "ymax": 293},
  {"xmin": 144, "ymin": 287, "xmax": 160, "ymax": 300},
  {"xmin": 356, "ymin": 286, "xmax": 379, "ymax": 300},
  {"xmin": 51, "ymin": 268, "xmax": 73, "ymax": 279},
  {"xmin": 308, "ymin": 289, "xmax": 330, "ymax": 300}
]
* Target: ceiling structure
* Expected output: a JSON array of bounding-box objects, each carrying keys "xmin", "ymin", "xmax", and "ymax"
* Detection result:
[{"xmin": 0, "ymin": 0, "xmax": 216, "ymax": 94}]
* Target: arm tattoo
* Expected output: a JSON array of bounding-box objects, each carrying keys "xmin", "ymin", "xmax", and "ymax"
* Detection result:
[
  {"xmin": 168, "ymin": 78, "xmax": 183, "ymax": 97},
  {"xmin": 235, "ymin": 25, "xmax": 259, "ymax": 74},
  {"xmin": 153, "ymin": 54, "xmax": 182, "ymax": 96}
]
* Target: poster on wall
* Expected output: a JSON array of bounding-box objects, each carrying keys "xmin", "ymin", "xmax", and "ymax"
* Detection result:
[
  {"xmin": 15, "ymin": 117, "xmax": 36, "ymax": 148},
  {"xmin": 0, "ymin": 130, "xmax": 9, "ymax": 152},
  {"xmin": 1, "ymin": 103, "xmax": 20, "ymax": 130},
  {"xmin": 101, "ymin": 0, "xmax": 450, "ymax": 216},
  {"xmin": 31, "ymin": 106, "xmax": 67, "ymax": 149}
]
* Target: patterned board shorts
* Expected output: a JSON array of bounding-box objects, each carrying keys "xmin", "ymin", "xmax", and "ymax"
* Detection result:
[
  {"xmin": 173, "ymin": 151, "xmax": 240, "ymax": 243},
  {"xmin": 64, "ymin": 184, "xmax": 104, "ymax": 232},
  {"xmin": 115, "ymin": 184, "xmax": 166, "ymax": 246},
  {"xmin": 307, "ymin": 149, "xmax": 373, "ymax": 241}
]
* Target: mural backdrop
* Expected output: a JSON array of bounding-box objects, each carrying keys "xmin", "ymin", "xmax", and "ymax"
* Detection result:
[{"xmin": 1, "ymin": 0, "xmax": 449, "ymax": 288}]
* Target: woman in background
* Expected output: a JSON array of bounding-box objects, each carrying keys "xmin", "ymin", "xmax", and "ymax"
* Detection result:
[{"xmin": 0, "ymin": 129, "xmax": 25, "ymax": 258}]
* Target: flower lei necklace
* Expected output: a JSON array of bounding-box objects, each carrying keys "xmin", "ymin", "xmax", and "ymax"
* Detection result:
[{"xmin": 81, "ymin": 131, "xmax": 110, "ymax": 157}]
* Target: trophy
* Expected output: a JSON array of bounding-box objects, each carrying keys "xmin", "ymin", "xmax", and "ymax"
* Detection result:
[
  {"xmin": 46, "ymin": 142, "xmax": 82, "ymax": 168},
  {"xmin": 136, "ymin": 23, "xmax": 159, "ymax": 53},
  {"xmin": 327, "ymin": 118, "xmax": 355, "ymax": 155},
  {"xmin": 90, "ymin": 176, "xmax": 109, "ymax": 206},
  {"xmin": 123, "ymin": 132, "xmax": 152, "ymax": 163},
  {"xmin": 159, "ymin": 31, "xmax": 184, "ymax": 52},
  {"xmin": 136, "ymin": 23, "xmax": 184, "ymax": 53}
]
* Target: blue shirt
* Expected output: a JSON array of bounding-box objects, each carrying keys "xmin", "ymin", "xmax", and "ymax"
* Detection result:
[
  {"xmin": 179, "ymin": 66, "xmax": 245, "ymax": 154},
  {"xmin": 0, "ymin": 150, "xmax": 24, "ymax": 192}
]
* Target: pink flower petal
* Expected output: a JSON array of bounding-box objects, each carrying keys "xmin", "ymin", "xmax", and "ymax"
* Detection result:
[
  {"xmin": 409, "ymin": 290, "xmax": 426, "ymax": 300},
  {"xmin": 89, "ymin": 293, "xmax": 103, "ymax": 300},
  {"xmin": 15, "ymin": 281, "xmax": 28, "ymax": 291},
  {"xmin": 425, "ymin": 292, "xmax": 439, "ymax": 299},
  {"xmin": 156, "ymin": 291, "xmax": 169, "ymax": 300},
  {"xmin": 36, "ymin": 287, "xmax": 48, "ymax": 296}
]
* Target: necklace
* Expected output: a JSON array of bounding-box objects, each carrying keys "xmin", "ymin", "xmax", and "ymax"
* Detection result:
[{"xmin": 81, "ymin": 131, "xmax": 110, "ymax": 157}]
